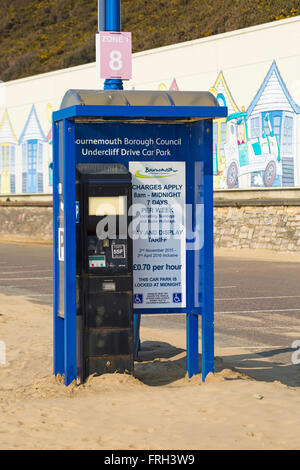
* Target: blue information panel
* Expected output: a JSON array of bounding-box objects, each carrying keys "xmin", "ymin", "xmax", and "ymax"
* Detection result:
[{"xmin": 74, "ymin": 122, "xmax": 202, "ymax": 314}]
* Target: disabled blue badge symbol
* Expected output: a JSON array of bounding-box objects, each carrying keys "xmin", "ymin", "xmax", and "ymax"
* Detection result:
[
  {"xmin": 173, "ymin": 293, "xmax": 182, "ymax": 304},
  {"xmin": 134, "ymin": 294, "xmax": 143, "ymax": 304}
]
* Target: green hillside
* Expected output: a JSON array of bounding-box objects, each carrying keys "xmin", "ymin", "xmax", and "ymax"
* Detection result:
[{"xmin": 0, "ymin": 0, "xmax": 299, "ymax": 81}]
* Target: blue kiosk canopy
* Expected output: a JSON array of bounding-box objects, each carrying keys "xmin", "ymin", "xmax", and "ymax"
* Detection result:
[
  {"xmin": 53, "ymin": 89, "xmax": 227, "ymax": 385},
  {"xmin": 60, "ymin": 89, "xmax": 221, "ymax": 106}
]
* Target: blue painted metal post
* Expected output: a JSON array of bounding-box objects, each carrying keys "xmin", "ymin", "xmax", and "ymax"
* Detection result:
[
  {"xmin": 186, "ymin": 156, "xmax": 199, "ymax": 378},
  {"xmin": 187, "ymin": 313, "xmax": 199, "ymax": 378},
  {"xmin": 105, "ymin": 0, "xmax": 121, "ymax": 30},
  {"xmin": 53, "ymin": 120, "xmax": 64, "ymax": 376},
  {"xmin": 63, "ymin": 120, "xmax": 77, "ymax": 386},
  {"xmin": 98, "ymin": 0, "xmax": 106, "ymax": 31},
  {"xmin": 104, "ymin": 0, "xmax": 123, "ymax": 90},
  {"xmin": 201, "ymin": 120, "xmax": 215, "ymax": 381}
]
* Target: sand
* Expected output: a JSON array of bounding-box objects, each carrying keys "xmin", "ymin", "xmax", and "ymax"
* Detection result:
[{"xmin": 0, "ymin": 293, "xmax": 300, "ymax": 450}]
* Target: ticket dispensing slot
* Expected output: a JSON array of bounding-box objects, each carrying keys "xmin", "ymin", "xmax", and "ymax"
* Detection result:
[{"xmin": 76, "ymin": 164, "xmax": 133, "ymax": 383}]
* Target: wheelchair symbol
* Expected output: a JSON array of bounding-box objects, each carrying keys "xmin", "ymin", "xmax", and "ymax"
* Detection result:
[
  {"xmin": 173, "ymin": 293, "xmax": 182, "ymax": 304},
  {"xmin": 134, "ymin": 294, "xmax": 143, "ymax": 304}
]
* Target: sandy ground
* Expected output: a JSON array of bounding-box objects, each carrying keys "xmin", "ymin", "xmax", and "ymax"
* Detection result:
[{"xmin": 0, "ymin": 293, "xmax": 300, "ymax": 450}]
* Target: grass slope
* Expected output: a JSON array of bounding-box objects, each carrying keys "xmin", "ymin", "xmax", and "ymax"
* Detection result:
[{"xmin": 0, "ymin": 0, "xmax": 299, "ymax": 81}]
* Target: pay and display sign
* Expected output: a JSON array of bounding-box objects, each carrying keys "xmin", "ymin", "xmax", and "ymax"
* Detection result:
[
  {"xmin": 129, "ymin": 161, "xmax": 187, "ymax": 310},
  {"xmin": 96, "ymin": 31, "xmax": 132, "ymax": 80}
]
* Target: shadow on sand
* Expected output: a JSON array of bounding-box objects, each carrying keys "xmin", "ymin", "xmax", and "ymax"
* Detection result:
[{"xmin": 134, "ymin": 341, "xmax": 300, "ymax": 388}]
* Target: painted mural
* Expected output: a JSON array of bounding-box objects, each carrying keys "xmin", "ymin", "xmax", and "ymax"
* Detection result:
[
  {"xmin": 0, "ymin": 111, "xmax": 17, "ymax": 194},
  {"xmin": 0, "ymin": 61, "xmax": 298, "ymax": 195},
  {"xmin": 211, "ymin": 61, "xmax": 300, "ymax": 189},
  {"xmin": 161, "ymin": 62, "xmax": 300, "ymax": 190},
  {"xmin": 209, "ymin": 72, "xmax": 240, "ymax": 189},
  {"xmin": 0, "ymin": 104, "xmax": 52, "ymax": 195},
  {"xmin": 19, "ymin": 105, "xmax": 47, "ymax": 194},
  {"xmin": 246, "ymin": 61, "xmax": 300, "ymax": 188}
]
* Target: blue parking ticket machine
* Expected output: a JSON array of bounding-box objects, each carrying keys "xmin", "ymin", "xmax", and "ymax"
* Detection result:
[
  {"xmin": 53, "ymin": 90, "xmax": 227, "ymax": 385},
  {"xmin": 76, "ymin": 163, "xmax": 134, "ymax": 383}
]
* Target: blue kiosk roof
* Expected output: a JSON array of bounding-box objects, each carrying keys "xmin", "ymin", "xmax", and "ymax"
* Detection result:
[{"xmin": 54, "ymin": 90, "xmax": 228, "ymax": 121}]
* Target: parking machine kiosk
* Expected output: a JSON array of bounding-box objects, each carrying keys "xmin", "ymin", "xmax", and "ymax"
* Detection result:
[
  {"xmin": 76, "ymin": 164, "xmax": 133, "ymax": 383},
  {"xmin": 53, "ymin": 90, "xmax": 227, "ymax": 385}
]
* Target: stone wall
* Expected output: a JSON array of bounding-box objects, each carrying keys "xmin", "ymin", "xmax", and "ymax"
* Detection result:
[
  {"xmin": 0, "ymin": 204, "xmax": 53, "ymax": 244},
  {"xmin": 214, "ymin": 206, "xmax": 300, "ymax": 252},
  {"xmin": 0, "ymin": 203, "xmax": 300, "ymax": 252}
]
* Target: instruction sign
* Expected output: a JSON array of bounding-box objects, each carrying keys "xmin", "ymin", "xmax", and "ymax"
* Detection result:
[{"xmin": 129, "ymin": 161, "xmax": 186, "ymax": 309}]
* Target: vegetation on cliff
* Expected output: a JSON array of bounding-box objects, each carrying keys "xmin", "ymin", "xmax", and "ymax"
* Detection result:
[{"xmin": 0, "ymin": 0, "xmax": 299, "ymax": 81}]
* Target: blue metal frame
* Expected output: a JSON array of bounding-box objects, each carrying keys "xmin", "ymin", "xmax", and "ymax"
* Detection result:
[
  {"xmin": 201, "ymin": 120, "xmax": 215, "ymax": 381},
  {"xmin": 63, "ymin": 120, "xmax": 77, "ymax": 385},
  {"xmin": 53, "ymin": 104, "xmax": 227, "ymax": 384},
  {"xmin": 53, "ymin": 120, "xmax": 64, "ymax": 376},
  {"xmin": 53, "ymin": 119, "xmax": 77, "ymax": 385}
]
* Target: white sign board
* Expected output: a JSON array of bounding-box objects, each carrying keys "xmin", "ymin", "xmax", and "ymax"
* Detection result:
[{"xmin": 129, "ymin": 161, "xmax": 186, "ymax": 310}]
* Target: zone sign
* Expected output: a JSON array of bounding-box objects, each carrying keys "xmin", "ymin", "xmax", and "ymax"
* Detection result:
[{"xmin": 96, "ymin": 31, "xmax": 132, "ymax": 80}]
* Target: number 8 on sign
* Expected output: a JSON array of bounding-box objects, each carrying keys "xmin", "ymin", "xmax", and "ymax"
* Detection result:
[
  {"xmin": 96, "ymin": 32, "xmax": 132, "ymax": 80},
  {"xmin": 110, "ymin": 50, "xmax": 123, "ymax": 72}
]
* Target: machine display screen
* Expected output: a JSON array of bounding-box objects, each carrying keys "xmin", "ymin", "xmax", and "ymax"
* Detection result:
[
  {"xmin": 89, "ymin": 255, "xmax": 106, "ymax": 268},
  {"xmin": 89, "ymin": 196, "xmax": 126, "ymax": 216}
]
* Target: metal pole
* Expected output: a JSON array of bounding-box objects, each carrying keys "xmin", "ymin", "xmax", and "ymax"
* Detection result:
[
  {"xmin": 105, "ymin": 0, "xmax": 121, "ymax": 31},
  {"xmin": 103, "ymin": 0, "xmax": 123, "ymax": 90},
  {"xmin": 98, "ymin": 0, "xmax": 106, "ymax": 31}
]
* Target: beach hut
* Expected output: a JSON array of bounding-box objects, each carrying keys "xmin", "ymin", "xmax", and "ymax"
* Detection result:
[
  {"xmin": 169, "ymin": 79, "xmax": 179, "ymax": 91},
  {"xmin": 247, "ymin": 61, "xmax": 300, "ymax": 187},
  {"xmin": 0, "ymin": 111, "xmax": 18, "ymax": 194},
  {"xmin": 210, "ymin": 72, "xmax": 240, "ymax": 189},
  {"xmin": 19, "ymin": 105, "xmax": 46, "ymax": 193}
]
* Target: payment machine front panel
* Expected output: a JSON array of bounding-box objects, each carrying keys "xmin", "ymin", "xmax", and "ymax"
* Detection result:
[
  {"xmin": 77, "ymin": 181, "xmax": 132, "ymax": 276},
  {"xmin": 87, "ymin": 236, "xmax": 129, "ymax": 271},
  {"xmin": 76, "ymin": 164, "xmax": 133, "ymax": 382}
]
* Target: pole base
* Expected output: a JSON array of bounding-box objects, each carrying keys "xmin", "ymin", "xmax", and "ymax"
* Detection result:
[{"xmin": 104, "ymin": 79, "xmax": 124, "ymax": 90}]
